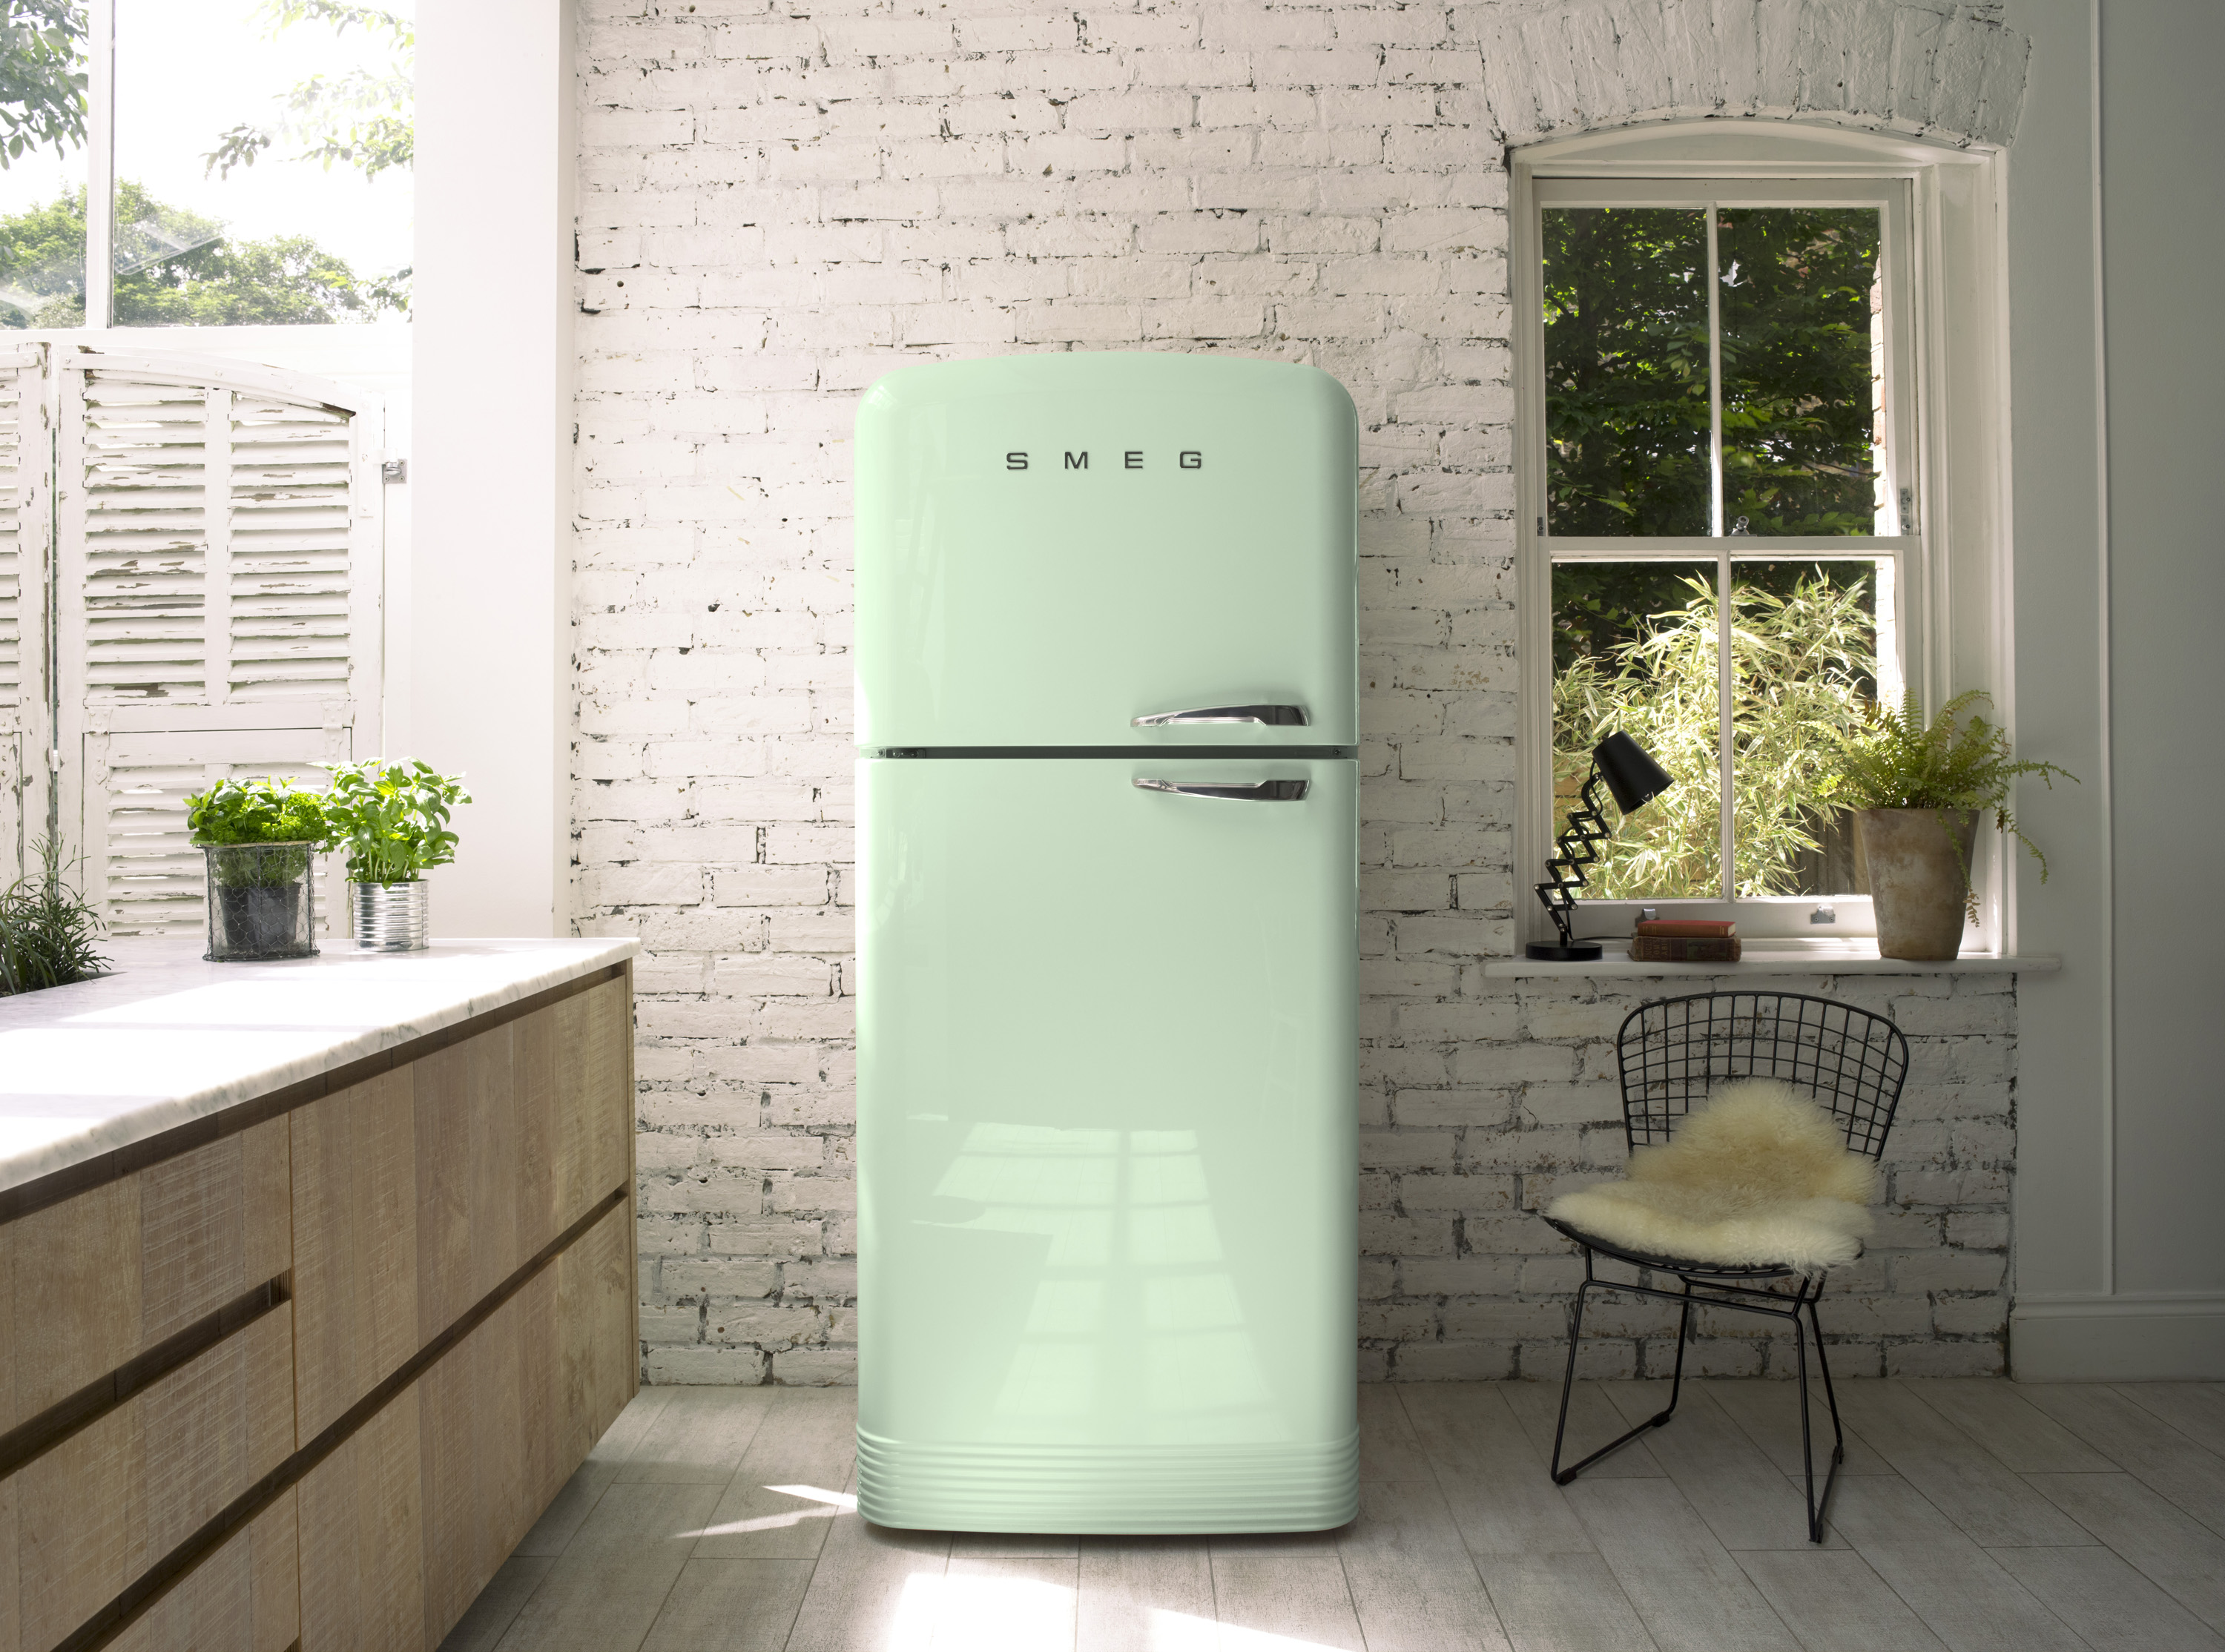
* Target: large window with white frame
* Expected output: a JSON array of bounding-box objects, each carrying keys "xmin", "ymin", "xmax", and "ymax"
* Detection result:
[
  {"xmin": 1520, "ymin": 167, "xmax": 1933, "ymax": 944},
  {"xmin": 0, "ymin": 0, "xmax": 408, "ymax": 926},
  {"xmin": 1, "ymin": 0, "xmax": 412, "ymax": 331}
]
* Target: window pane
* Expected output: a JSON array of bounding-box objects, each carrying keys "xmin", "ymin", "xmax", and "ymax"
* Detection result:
[
  {"xmin": 1717, "ymin": 208, "xmax": 1884, "ymax": 536},
  {"xmin": 1543, "ymin": 208, "xmax": 1711, "ymax": 538},
  {"xmin": 1552, "ymin": 559, "xmax": 1721, "ymax": 898},
  {"xmin": 0, "ymin": 4, "xmax": 91, "ymax": 327},
  {"xmin": 112, "ymin": 0, "xmax": 412, "ymax": 327},
  {"xmin": 1731, "ymin": 558, "xmax": 1881, "ymax": 896}
]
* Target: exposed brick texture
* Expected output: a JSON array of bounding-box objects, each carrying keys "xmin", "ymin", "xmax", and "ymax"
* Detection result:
[
  {"xmin": 1478, "ymin": 1, "xmax": 2028, "ymax": 147},
  {"xmin": 573, "ymin": 0, "xmax": 2028, "ymax": 1385},
  {"xmin": 1365, "ymin": 971, "xmax": 2016, "ymax": 1381}
]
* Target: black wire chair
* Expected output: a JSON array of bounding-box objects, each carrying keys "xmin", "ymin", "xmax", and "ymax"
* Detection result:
[{"xmin": 1543, "ymin": 991, "xmax": 1909, "ymax": 1542}]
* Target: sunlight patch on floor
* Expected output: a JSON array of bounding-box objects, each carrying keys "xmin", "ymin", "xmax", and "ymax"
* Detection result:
[
  {"xmin": 676, "ymin": 1483, "xmax": 857, "ymax": 1539},
  {"xmin": 871, "ymin": 1570, "xmax": 1355, "ymax": 1652}
]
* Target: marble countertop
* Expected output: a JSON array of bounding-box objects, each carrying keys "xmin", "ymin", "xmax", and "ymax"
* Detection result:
[{"xmin": 0, "ymin": 936, "xmax": 640, "ymax": 1197}]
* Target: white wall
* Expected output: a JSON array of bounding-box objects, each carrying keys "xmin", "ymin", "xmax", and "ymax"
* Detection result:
[
  {"xmin": 409, "ymin": 0, "xmax": 576, "ymax": 937},
  {"xmin": 2006, "ymin": 0, "xmax": 2225, "ymax": 1379},
  {"xmin": 2092, "ymin": 0, "xmax": 2224, "ymax": 1362}
]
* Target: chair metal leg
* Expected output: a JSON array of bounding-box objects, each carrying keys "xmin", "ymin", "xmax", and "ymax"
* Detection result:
[
  {"xmin": 1801, "ymin": 1293, "xmax": 1847, "ymax": 1543},
  {"xmin": 1663, "ymin": 1277, "xmax": 1695, "ymax": 1415},
  {"xmin": 1548, "ymin": 1277, "xmax": 1591, "ymax": 1484},
  {"xmin": 1794, "ymin": 1300, "xmax": 1818, "ymax": 1538},
  {"xmin": 1536, "ymin": 1250, "xmax": 1850, "ymax": 1547},
  {"xmin": 1808, "ymin": 1296, "xmax": 1847, "ymax": 1465},
  {"xmin": 1550, "ymin": 1259, "xmax": 1687, "ymax": 1486}
]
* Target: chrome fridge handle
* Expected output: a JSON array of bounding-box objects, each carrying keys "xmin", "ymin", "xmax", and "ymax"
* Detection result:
[
  {"xmin": 1133, "ymin": 778, "xmax": 1310, "ymax": 802},
  {"xmin": 1131, "ymin": 704, "xmax": 1309, "ymax": 727}
]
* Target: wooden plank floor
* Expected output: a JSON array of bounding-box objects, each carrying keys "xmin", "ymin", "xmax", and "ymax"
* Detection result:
[{"xmin": 441, "ymin": 1379, "xmax": 2225, "ymax": 1652}]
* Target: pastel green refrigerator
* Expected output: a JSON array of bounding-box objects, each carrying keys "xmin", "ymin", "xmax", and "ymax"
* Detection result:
[{"xmin": 854, "ymin": 351, "xmax": 1358, "ymax": 1533}]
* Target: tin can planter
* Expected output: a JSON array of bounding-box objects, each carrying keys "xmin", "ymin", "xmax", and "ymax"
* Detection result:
[
  {"xmin": 349, "ymin": 879, "xmax": 430, "ymax": 951},
  {"xmin": 202, "ymin": 842, "xmax": 318, "ymax": 961}
]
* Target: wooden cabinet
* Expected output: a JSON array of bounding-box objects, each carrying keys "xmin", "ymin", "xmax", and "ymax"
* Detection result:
[
  {"xmin": 0, "ymin": 963, "xmax": 636, "ymax": 1652},
  {"xmin": 11, "ymin": 1308, "xmax": 293, "ymax": 1651},
  {"xmin": 0, "ymin": 1120, "xmax": 291, "ymax": 1441},
  {"xmin": 104, "ymin": 1492, "xmax": 298, "ymax": 1652}
]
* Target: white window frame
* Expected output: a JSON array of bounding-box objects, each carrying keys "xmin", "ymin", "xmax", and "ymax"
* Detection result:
[
  {"xmin": 1513, "ymin": 121, "xmax": 2015, "ymax": 954},
  {"xmin": 4, "ymin": 0, "xmax": 414, "ymax": 881}
]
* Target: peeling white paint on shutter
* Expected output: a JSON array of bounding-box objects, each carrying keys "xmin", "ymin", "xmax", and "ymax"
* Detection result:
[
  {"xmin": 0, "ymin": 342, "xmax": 52, "ymax": 883},
  {"xmin": 228, "ymin": 396, "xmax": 355, "ymax": 701},
  {"xmin": 89, "ymin": 730, "xmax": 346, "ymax": 934},
  {"xmin": 76, "ymin": 377, "xmax": 212, "ymax": 705},
  {"xmin": 55, "ymin": 350, "xmax": 383, "ymax": 934}
]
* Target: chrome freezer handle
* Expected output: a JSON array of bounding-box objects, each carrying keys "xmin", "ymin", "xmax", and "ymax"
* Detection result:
[
  {"xmin": 1131, "ymin": 704, "xmax": 1310, "ymax": 727},
  {"xmin": 1133, "ymin": 778, "xmax": 1310, "ymax": 802}
]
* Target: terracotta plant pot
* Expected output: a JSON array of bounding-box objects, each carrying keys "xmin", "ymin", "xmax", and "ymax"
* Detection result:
[{"xmin": 1854, "ymin": 808, "xmax": 1980, "ymax": 960}]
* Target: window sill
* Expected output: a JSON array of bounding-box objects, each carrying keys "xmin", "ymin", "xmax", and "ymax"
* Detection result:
[{"xmin": 1483, "ymin": 942, "xmax": 2060, "ymax": 979}]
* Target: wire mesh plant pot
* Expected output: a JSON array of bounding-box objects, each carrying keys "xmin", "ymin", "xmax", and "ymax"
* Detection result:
[
  {"xmin": 201, "ymin": 842, "xmax": 318, "ymax": 962},
  {"xmin": 349, "ymin": 879, "xmax": 429, "ymax": 951}
]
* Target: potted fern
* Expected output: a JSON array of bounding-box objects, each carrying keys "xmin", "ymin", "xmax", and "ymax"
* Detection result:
[
  {"xmin": 1836, "ymin": 691, "xmax": 2075, "ymax": 959},
  {"xmin": 318, "ymin": 759, "xmax": 470, "ymax": 951},
  {"xmin": 186, "ymin": 777, "xmax": 326, "ymax": 960}
]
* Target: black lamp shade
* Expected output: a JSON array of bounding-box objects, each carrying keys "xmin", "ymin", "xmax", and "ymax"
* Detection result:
[{"xmin": 1592, "ymin": 732, "xmax": 1674, "ymax": 815}]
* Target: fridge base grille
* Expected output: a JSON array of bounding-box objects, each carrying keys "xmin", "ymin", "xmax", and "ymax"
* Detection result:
[{"xmin": 854, "ymin": 1427, "xmax": 1359, "ymax": 1534}]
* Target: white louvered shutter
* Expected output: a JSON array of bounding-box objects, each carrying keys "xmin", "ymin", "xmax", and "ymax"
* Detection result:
[
  {"xmin": 0, "ymin": 343, "xmax": 53, "ymax": 885},
  {"xmin": 55, "ymin": 350, "xmax": 382, "ymax": 933}
]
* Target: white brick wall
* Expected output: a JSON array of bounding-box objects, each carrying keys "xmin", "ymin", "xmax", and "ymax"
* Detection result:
[
  {"xmin": 1368, "ymin": 971, "xmax": 2016, "ymax": 1381},
  {"xmin": 575, "ymin": 0, "xmax": 2028, "ymax": 1384}
]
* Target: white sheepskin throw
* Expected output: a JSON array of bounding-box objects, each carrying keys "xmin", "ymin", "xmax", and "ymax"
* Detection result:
[{"xmin": 1546, "ymin": 1079, "xmax": 1880, "ymax": 1275}]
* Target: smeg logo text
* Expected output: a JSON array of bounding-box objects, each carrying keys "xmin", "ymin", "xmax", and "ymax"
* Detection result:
[{"xmin": 1003, "ymin": 451, "xmax": 1204, "ymax": 471}]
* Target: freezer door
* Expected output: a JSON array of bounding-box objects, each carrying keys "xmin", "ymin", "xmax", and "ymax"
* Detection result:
[
  {"xmin": 857, "ymin": 757, "xmax": 1357, "ymax": 1532},
  {"xmin": 855, "ymin": 353, "xmax": 1357, "ymax": 749}
]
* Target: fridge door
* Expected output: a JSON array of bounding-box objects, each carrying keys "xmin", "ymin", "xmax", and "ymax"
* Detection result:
[
  {"xmin": 855, "ymin": 353, "xmax": 1357, "ymax": 750},
  {"xmin": 857, "ymin": 756, "xmax": 1358, "ymax": 1533}
]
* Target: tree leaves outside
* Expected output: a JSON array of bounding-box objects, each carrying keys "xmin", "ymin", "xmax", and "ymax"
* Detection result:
[
  {"xmin": 0, "ymin": 0, "xmax": 86, "ymax": 171},
  {"xmin": 0, "ymin": 179, "xmax": 408, "ymax": 324},
  {"xmin": 1554, "ymin": 564, "xmax": 1879, "ymax": 899},
  {"xmin": 1543, "ymin": 205, "xmax": 1885, "ymax": 537},
  {"xmin": 205, "ymin": 0, "xmax": 412, "ymax": 182},
  {"xmin": 1545, "ymin": 202, "xmax": 1893, "ymax": 902},
  {"xmin": 0, "ymin": 0, "xmax": 409, "ymax": 326}
]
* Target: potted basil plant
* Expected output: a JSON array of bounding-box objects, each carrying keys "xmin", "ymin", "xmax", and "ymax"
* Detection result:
[
  {"xmin": 1836, "ymin": 690, "xmax": 2076, "ymax": 959},
  {"xmin": 317, "ymin": 759, "xmax": 471, "ymax": 951},
  {"xmin": 185, "ymin": 777, "xmax": 326, "ymax": 960}
]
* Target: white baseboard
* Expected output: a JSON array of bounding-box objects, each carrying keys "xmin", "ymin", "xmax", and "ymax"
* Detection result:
[{"xmin": 2011, "ymin": 1294, "xmax": 2225, "ymax": 1381}]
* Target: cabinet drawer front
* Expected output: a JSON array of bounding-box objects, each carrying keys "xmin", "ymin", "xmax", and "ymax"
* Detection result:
[
  {"xmin": 1, "ymin": 1117, "xmax": 290, "ymax": 1435},
  {"xmin": 293, "ymin": 977, "xmax": 633, "ymax": 1440},
  {"xmin": 103, "ymin": 1488, "xmax": 298, "ymax": 1652},
  {"xmin": 293, "ymin": 1068, "xmax": 420, "ymax": 1443},
  {"xmin": 414, "ymin": 982, "xmax": 634, "ymax": 1348},
  {"xmin": 553, "ymin": 977, "xmax": 631, "ymax": 1245},
  {"xmin": 8, "ymin": 1304, "xmax": 294, "ymax": 1651},
  {"xmin": 298, "ymin": 1387, "xmax": 425, "ymax": 1652}
]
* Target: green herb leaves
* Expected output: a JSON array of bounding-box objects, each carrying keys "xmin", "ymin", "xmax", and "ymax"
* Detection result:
[
  {"xmin": 186, "ymin": 775, "xmax": 326, "ymax": 846},
  {"xmin": 0, "ymin": 837, "xmax": 108, "ymax": 997},
  {"xmin": 317, "ymin": 758, "xmax": 469, "ymax": 886}
]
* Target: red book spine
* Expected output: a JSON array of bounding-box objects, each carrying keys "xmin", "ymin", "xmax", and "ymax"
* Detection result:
[{"xmin": 1635, "ymin": 919, "xmax": 1738, "ymax": 938}]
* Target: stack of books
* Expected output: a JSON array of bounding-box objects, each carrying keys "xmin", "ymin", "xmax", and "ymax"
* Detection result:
[{"xmin": 1628, "ymin": 919, "xmax": 1741, "ymax": 964}]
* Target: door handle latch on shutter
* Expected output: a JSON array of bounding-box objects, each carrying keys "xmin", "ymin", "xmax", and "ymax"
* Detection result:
[
  {"xmin": 1132, "ymin": 704, "xmax": 1309, "ymax": 727},
  {"xmin": 1133, "ymin": 778, "xmax": 1309, "ymax": 802}
]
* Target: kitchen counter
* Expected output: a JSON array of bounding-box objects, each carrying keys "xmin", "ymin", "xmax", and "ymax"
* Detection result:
[
  {"xmin": 1, "ymin": 936, "xmax": 642, "ymax": 1651},
  {"xmin": 0, "ymin": 935, "xmax": 638, "ymax": 1200}
]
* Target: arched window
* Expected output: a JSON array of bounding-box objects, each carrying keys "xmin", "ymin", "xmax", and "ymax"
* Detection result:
[{"xmin": 1512, "ymin": 121, "xmax": 2011, "ymax": 951}]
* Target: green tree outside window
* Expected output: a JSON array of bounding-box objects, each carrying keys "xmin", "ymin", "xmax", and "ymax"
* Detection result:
[{"xmin": 0, "ymin": 0, "xmax": 411, "ymax": 326}]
